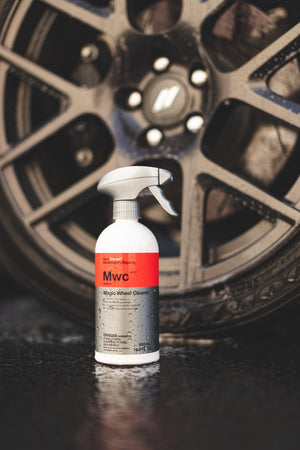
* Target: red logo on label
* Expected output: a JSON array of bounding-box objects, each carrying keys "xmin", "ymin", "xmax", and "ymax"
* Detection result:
[{"xmin": 95, "ymin": 253, "xmax": 159, "ymax": 287}]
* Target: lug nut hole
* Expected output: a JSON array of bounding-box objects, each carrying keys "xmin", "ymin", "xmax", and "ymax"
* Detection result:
[
  {"xmin": 146, "ymin": 128, "xmax": 164, "ymax": 146},
  {"xmin": 116, "ymin": 88, "xmax": 143, "ymax": 111},
  {"xmin": 186, "ymin": 114, "xmax": 204, "ymax": 133}
]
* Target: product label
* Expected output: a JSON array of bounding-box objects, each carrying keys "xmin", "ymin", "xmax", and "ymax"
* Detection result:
[
  {"xmin": 95, "ymin": 253, "xmax": 158, "ymax": 287},
  {"xmin": 95, "ymin": 253, "xmax": 159, "ymax": 355}
]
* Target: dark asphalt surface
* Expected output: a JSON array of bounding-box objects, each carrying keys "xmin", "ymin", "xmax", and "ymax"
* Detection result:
[{"xmin": 1, "ymin": 274, "xmax": 300, "ymax": 450}]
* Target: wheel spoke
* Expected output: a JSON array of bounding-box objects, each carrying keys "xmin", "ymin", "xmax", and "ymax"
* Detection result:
[
  {"xmin": 219, "ymin": 23, "xmax": 300, "ymax": 128},
  {"xmin": 179, "ymin": 154, "xmax": 207, "ymax": 289},
  {"xmin": 0, "ymin": 44, "xmax": 77, "ymax": 98},
  {"xmin": 203, "ymin": 0, "xmax": 231, "ymax": 15},
  {"xmin": 242, "ymin": 86, "xmax": 300, "ymax": 129},
  {"xmin": 200, "ymin": 155, "xmax": 300, "ymax": 226},
  {"xmin": 109, "ymin": 0, "xmax": 131, "ymax": 33},
  {"xmin": 39, "ymin": 0, "xmax": 112, "ymax": 33},
  {"xmin": 180, "ymin": 0, "xmax": 230, "ymax": 27},
  {"xmin": 92, "ymin": 81, "xmax": 115, "ymax": 130},
  {"xmin": 25, "ymin": 154, "xmax": 118, "ymax": 226},
  {"xmin": 0, "ymin": 109, "xmax": 78, "ymax": 169},
  {"xmin": 241, "ymin": 23, "xmax": 300, "ymax": 80},
  {"xmin": 113, "ymin": 0, "xmax": 127, "ymax": 17}
]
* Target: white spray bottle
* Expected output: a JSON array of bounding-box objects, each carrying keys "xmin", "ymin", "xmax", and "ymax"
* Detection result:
[{"xmin": 95, "ymin": 166, "xmax": 177, "ymax": 365}]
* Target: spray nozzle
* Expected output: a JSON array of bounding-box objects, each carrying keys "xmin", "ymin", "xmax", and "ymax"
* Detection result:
[
  {"xmin": 97, "ymin": 166, "xmax": 178, "ymax": 218},
  {"xmin": 148, "ymin": 186, "xmax": 177, "ymax": 216}
]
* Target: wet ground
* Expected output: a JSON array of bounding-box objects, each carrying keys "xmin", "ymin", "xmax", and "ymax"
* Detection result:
[{"xmin": 1, "ymin": 274, "xmax": 300, "ymax": 450}]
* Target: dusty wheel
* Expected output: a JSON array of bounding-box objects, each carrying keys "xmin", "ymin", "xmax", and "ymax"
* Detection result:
[{"xmin": 0, "ymin": 0, "xmax": 300, "ymax": 334}]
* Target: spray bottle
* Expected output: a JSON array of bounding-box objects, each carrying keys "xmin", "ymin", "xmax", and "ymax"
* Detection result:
[{"xmin": 95, "ymin": 166, "xmax": 177, "ymax": 365}]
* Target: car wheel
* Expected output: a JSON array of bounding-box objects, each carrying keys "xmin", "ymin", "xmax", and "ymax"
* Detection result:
[{"xmin": 0, "ymin": 0, "xmax": 299, "ymax": 334}]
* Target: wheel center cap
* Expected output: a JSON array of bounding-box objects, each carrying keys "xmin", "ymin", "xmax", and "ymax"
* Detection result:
[{"xmin": 143, "ymin": 75, "xmax": 189, "ymax": 126}]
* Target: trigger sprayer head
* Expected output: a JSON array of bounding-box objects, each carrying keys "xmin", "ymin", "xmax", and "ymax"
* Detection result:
[{"xmin": 97, "ymin": 166, "xmax": 178, "ymax": 219}]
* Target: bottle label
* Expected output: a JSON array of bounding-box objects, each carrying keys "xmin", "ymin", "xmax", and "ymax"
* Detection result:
[{"xmin": 95, "ymin": 253, "xmax": 159, "ymax": 355}]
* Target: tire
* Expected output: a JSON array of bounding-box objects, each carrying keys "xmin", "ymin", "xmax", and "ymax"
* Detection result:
[{"xmin": 0, "ymin": 0, "xmax": 299, "ymax": 335}]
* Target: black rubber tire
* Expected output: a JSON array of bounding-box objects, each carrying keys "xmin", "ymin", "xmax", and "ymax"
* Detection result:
[{"xmin": 0, "ymin": 0, "xmax": 299, "ymax": 336}]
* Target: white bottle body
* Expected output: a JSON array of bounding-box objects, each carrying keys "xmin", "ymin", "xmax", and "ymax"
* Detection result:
[
  {"xmin": 95, "ymin": 219, "xmax": 160, "ymax": 365},
  {"xmin": 95, "ymin": 219, "xmax": 159, "ymax": 253}
]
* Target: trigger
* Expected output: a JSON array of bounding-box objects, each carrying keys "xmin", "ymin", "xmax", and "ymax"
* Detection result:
[{"xmin": 149, "ymin": 186, "xmax": 178, "ymax": 217}]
